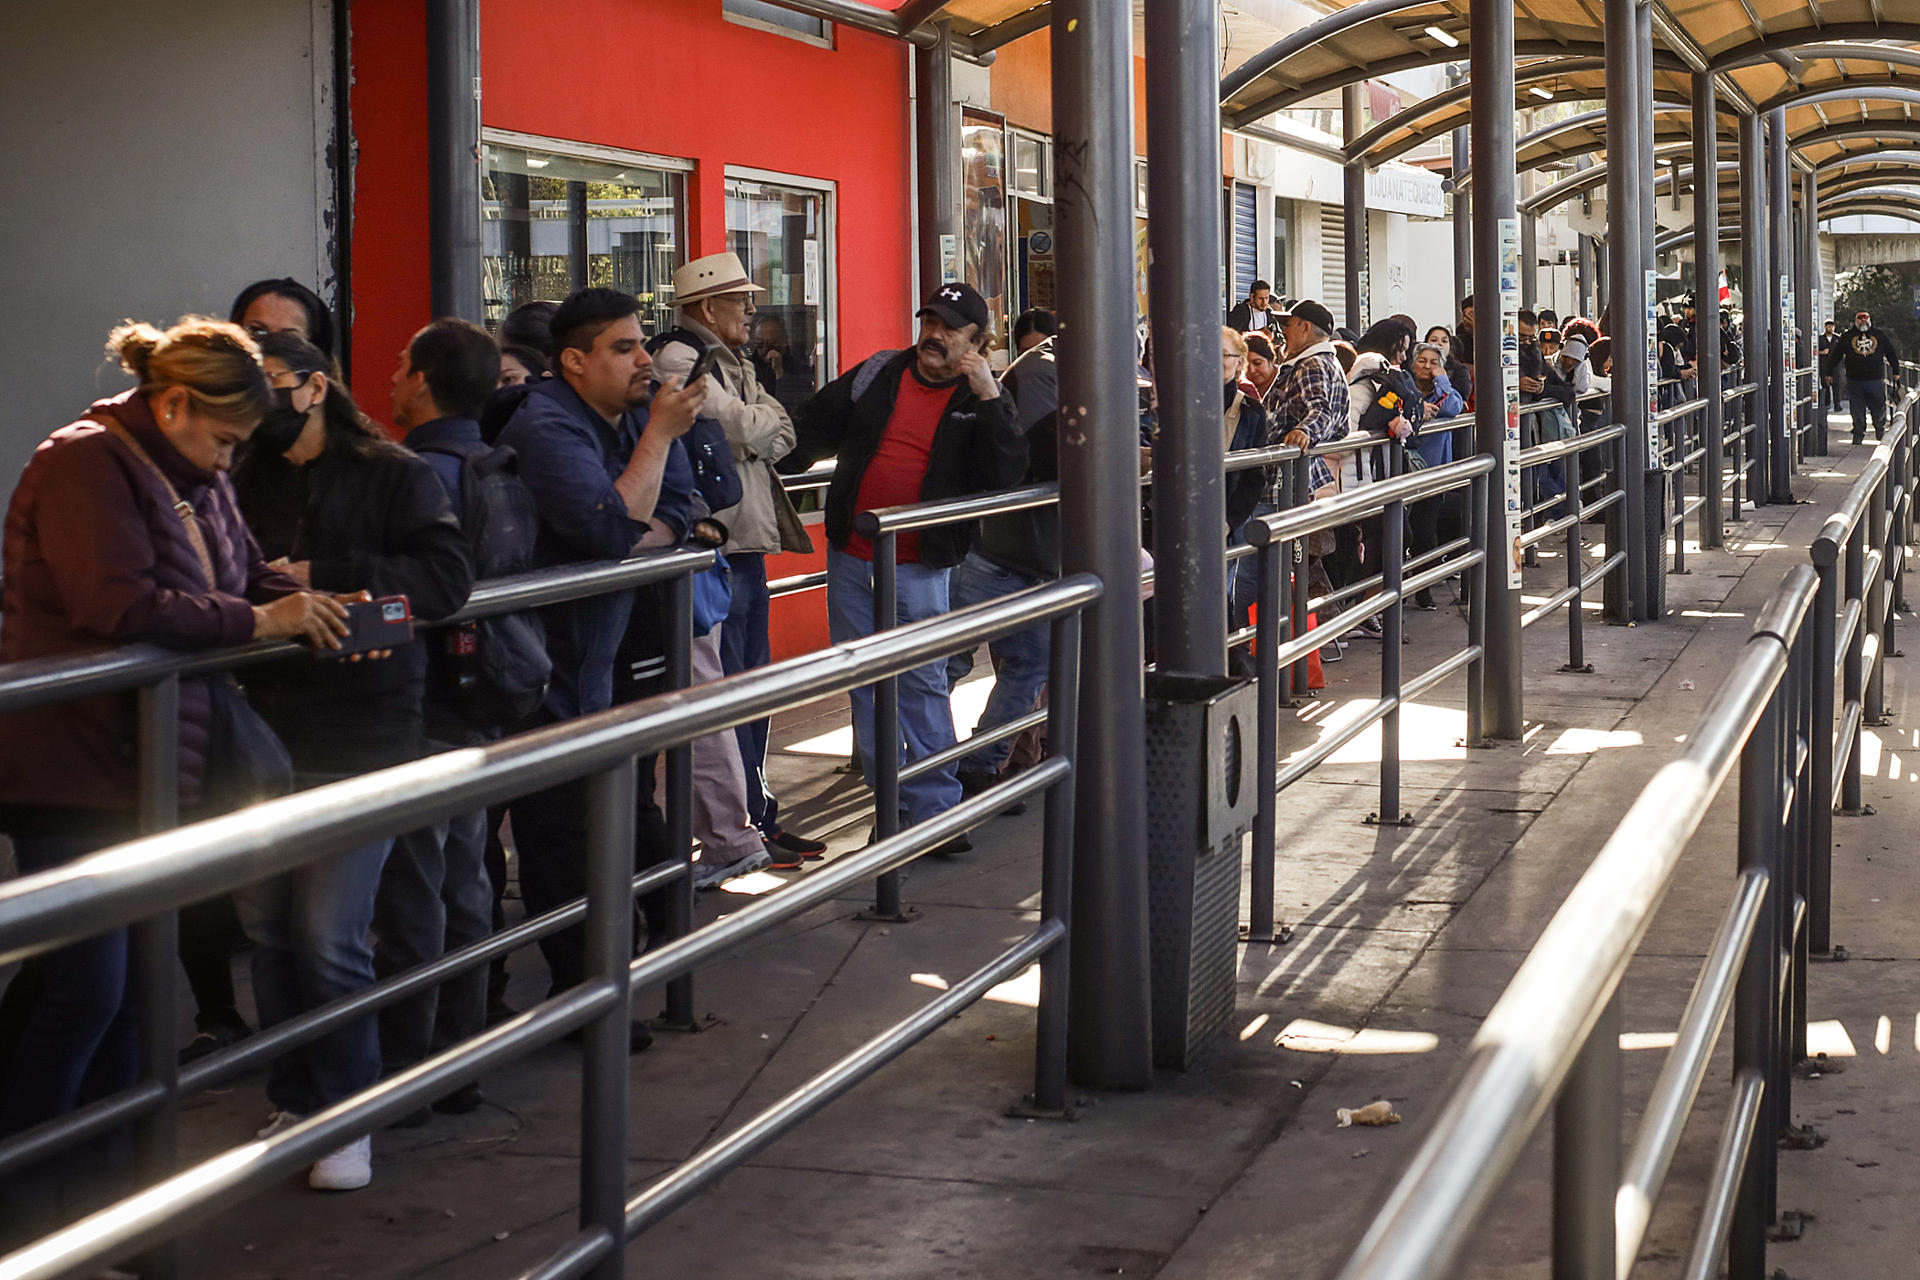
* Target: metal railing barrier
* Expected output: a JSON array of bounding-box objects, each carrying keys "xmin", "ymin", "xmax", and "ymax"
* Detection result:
[{"xmin": 0, "ymin": 574, "xmax": 1102, "ymax": 1280}]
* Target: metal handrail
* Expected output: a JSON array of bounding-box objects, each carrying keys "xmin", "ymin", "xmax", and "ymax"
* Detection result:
[
  {"xmin": 0, "ymin": 547, "xmax": 718, "ymax": 714},
  {"xmin": 0, "ymin": 574, "xmax": 1103, "ymax": 1280},
  {"xmin": 1328, "ymin": 563, "xmax": 1821, "ymax": 1280}
]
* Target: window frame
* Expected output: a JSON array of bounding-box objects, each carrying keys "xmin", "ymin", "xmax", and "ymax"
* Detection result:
[
  {"xmin": 721, "ymin": 0, "xmax": 834, "ymax": 48},
  {"xmin": 722, "ymin": 164, "xmax": 839, "ymax": 395}
]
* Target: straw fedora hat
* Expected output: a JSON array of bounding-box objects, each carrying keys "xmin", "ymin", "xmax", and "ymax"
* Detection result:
[{"xmin": 673, "ymin": 252, "xmax": 766, "ymax": 308}]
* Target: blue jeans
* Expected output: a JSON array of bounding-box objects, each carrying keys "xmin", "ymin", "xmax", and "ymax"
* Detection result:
[
  {"xmin": 235, "ymin": 773, "xmax": 391, "ymax": 1114},
  {"xmin": 943, "ymin": 553, "xmax": 1051, "ymax": 776},
  {"xmin": 1231, "ymin": 502, "xmax": 1278, "ymax": 623},
  {"xmin": 826, "ymin": 548, "xmax": 962, "ymax": 823},
  {"xmin": 1852, "ymin": 379, "xmax": 1888, "ymax": 440},
  {"xmin": 375, "ymin": 745, "xmax": 492, "ymax": 1073},
  {"xmin": 719, "ymin": 552, "xmax": 778, "ymax": 833}
]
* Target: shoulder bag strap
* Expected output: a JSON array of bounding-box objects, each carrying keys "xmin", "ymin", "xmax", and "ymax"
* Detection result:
[{"xmin": 97, "ymin": 418, "xmax": 218, "ymax": 591}]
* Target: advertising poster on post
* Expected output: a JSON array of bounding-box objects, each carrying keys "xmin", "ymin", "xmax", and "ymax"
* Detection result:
[
  {"xmin": 1499, "ymin": 218, "xmax": 1523, "ymax": 587},
  {"xmin": 1644, "ymin": 270, "xmax": 1660, "ymax": 469}
]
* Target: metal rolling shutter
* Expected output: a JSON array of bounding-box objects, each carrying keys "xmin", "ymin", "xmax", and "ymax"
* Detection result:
[
  {"xmin": 1319, "ymin": 203, "xmax": 1346, "ymax": 325},
  {"xmin": 1232, "ymin": 182, "xmax": 1259, "ymax": 300}
]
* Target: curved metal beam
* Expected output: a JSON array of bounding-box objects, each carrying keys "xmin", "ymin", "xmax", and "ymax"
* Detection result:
[
  {"xmin": 1707, "ymin": 25, "xmax": 1920, "ymax": 74},
  {"xmin": 1815, "ymin": 173, "xmax": 1920, "ymax": 204},
  {"xmin": 1755, "ymin": 83, "xmax": 1920, "ymax": 118},
  {"xmin": 1520, "ymin": 155, "xmax": 1740, "ymax": 217},
  {"xmin": 1816, "ymin": 149, "xmax": 1920, "ymax": 177},
  {"xmin": 1345, "ymin": 58, "xmax": 1608, "ymax": 160},
  {"xmin": 1785, "ymin": 122, "xmax": 1920, "ymax": 155},
  {"xmin": 1818, "ymin": 200, "xmax": 1920, "ymax": 227},
  {"xmin": 1226, "ymin": 41, "xmax": 1664, "ymax": 125},
  {"xmin": 1655, "ymin": 224, "xmax": 1743, "ymax": 255},
  {"xmin": 1451, "ymin": 101, "xmax": 1694, "ymax": 190},
  {"xmin": 1219, "ymin": 0, "xmax": 1437, "ymax": 102}
]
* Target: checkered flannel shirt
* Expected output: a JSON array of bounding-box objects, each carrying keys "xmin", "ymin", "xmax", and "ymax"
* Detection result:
[{"xmin": 1263, "ymin": 342, "xmax": 1351, "ymax": 503}]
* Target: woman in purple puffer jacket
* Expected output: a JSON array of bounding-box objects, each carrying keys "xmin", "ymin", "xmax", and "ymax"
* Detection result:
[{"xmin": 0, "ymin": 317, "xmax": 347, "ymax": 1238}]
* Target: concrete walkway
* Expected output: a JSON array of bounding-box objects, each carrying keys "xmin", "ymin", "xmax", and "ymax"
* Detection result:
[{"xmin": 165, "ymin": 429, "xmax": 1904, "ymax": 1278}]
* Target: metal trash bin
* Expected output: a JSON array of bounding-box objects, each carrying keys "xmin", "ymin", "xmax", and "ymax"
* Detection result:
[{"xmin": 1144, "ymin": 672, "xmax": 1258, "ymax": 1069}]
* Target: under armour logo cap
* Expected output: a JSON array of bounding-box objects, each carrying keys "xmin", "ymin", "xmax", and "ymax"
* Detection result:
[{"xmin": 917, "ymin": 280, "xmax": 991, "ymax": 332}]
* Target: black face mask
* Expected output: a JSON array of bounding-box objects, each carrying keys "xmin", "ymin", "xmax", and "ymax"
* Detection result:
[{"xmin": 251, "ymin": 387, "xmax": 310, "ymax": 457}]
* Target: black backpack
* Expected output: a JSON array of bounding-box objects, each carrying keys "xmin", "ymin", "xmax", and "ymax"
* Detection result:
[{"xmin": 417, "ymin": 440, "xmax": 552, "ymax": 730}]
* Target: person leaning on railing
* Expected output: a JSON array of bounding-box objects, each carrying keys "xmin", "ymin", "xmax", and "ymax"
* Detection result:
[
  {"xmin": 0, "ymin": 317, "xmax": 350, "ymax": 1241},
  {"xmin": 229, "ymin": 331, "xmax": 476, "ymax": 1193}
]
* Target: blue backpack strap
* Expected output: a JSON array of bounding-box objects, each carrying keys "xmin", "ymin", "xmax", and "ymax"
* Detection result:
[{"xmin": 850, "ymin": 349, "xmax": 902, "ymax": 404}]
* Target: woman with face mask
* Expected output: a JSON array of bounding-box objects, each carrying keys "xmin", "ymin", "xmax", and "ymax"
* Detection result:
[
  {"xmin": 0, "ymin": 318, "xmax": 347, "ymax": 1239},
  {"xmin": 229, "ymin": 332, "xmax": 474, "ymax": 1193}
]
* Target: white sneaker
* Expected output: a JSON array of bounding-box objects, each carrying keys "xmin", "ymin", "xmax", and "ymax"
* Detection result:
[
  {"xmin": 257, "ymin": 1110, "xmax": 303, "ymax": 1139},
  {"xmin": 308, "ymin": 1135, "xmax": 372, "ymax": 1191},
  {"xmin": 692, "ymin": 847, "xmax": 772, "ymax": 890}
]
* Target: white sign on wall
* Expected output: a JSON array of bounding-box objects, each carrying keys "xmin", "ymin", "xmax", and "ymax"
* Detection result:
[
  {"xmin": 1365, "ymin": 164, "xmax": 1446, "ymax": 218},
  {"xmin": 1499, "ymin": 217, "xmax": 1523, "ymax": 588}
]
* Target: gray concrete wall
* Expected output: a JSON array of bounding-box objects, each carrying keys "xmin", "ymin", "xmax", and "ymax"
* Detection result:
[{"xmin": 0, "ymin": 0, "xmax": 337, "ymax": 490}]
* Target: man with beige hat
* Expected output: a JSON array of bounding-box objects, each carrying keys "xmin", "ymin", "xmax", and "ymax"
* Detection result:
[{"xmin": 650, "ymin": 252, "xmax": 825, "ymax": 874}]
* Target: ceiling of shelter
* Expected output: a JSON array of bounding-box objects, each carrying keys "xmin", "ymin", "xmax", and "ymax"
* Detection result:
[{"xmin": 919, "ymin": 0, "xmax": 1920, "ymax": 221}]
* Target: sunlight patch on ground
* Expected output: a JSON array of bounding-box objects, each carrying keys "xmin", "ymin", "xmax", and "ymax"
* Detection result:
[
  {"xmin": 1274, "ymin": 1017, "xmax": 1440, "ymax": 1055},
  {"xmin": 1806, "ymin": 1019, "xmax": 1858, "ymax": 1059},
  {"xmin": 1876, "ymin": 1015, "xmax": 1892, "ymax": 1055},
  {"xmin": 1287, "ymin": 700, "xmax": 1469, "ymax": 766},
  {"xmin": 718, "ymin": 871, "xmax": 788, "ymax": 896},
  {"xmin": 1240, "ymin": 1013, "xmax": 1271, "ymax": 1041},
  {"xmin": 1678, "ymin": 609, "xmax": 1747, "ymax": 619},
  {"xmin": 1543, "ymin": 727, "xmax": 1645, "ymax": 756},
  {"xmin": 1858, "ymin": 727, "xmax": 1908, "ymax": 781},
  {"xmin": 909, "ymin": 965, "xmax": 1041, "ymax": 1008},
  {"xmin": 783, "ymin": 674, "xmax": 996, "ymax": 757},
  {"xmin": 1619, "ymin": 1031, "xmax": 1679, "ymax": 1051}
]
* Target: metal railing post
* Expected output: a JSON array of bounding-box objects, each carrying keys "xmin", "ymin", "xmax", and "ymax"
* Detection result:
[
  {"xmin": 582, "ymin": 758, "xmax": 638, "ymax": 1280},
  {"xmin": 1289, "ymin": 461, "xmax": 1312, "ymax": 698},
  {"xmin": 1251, "ymin": 539, "xmax": 1281, "ymax": 940},
  {"xmin": 1551, "ymin": 993, "xmax": 1620, "ymax": 1280},
  {"xmin": 132, "ymin": 676, "xmax": 181, "ymax": 1280},
  {"xmin": 1467, "ymin": 471, "xmax": 1488, "ymax": 747},
  {"xmin": 1031, "ymin": 612, "xmax": 1083, "ymax": 1114},
  {"xmin": 872, "ymin": 532, "xmax": 906, "ymax": 920},
  {"xmin": 1866, "ymin": 473, "xmax": 1889, "ymax": 724},
  {"xmin": 662, "ymin": 572, "xmax": 695, "ymax": 1027},
  {"xmin": 1809, "ymin": 555, "xmax": 1837, "ymax": 954},
  {"xmin": 1671, "ymin": 416, "xmax": 1688, "ymax": 574},
  {"xmin": 1843, "ymin": 527, "xmax": 1867, "ymax": 812},
  {"xmin": 1788, "ymin": 625, "xmax": 1810, "ymax": 1064},
  {"xmin": 1374, "ymin": 497, "xmax": 1408, "ymax": 825},
  {"xmin": 1564, "ymin": 445, "xmax": 1590, "ymax": 672},
  {"xmin": 1730, "ymin": 393, "xmax": 1746, "ymax": 521},
  {"xmin": 1602, "ymin": 424, "xmax": 1630, "ymax": 625},
  {"xmin": 1732, "ymin": 681, "xmax": 1780, "ymax": 1280}
]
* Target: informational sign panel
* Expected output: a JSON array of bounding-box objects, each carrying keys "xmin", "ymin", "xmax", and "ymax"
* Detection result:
[
  {"xmin": 1499, "ymin": 218, "xmax": 1523, "ymax": 587},
  {"xmin": 1645, "ymin": 270, "xmax": 1660, "ymax": 469}
]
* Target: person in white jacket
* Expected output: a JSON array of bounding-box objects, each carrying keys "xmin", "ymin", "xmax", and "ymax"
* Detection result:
[{"xmin": 651, "ymin": 253, "xmax": 825, "ymax": 879}]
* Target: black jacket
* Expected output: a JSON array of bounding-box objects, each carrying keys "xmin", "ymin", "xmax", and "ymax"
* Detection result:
[
  {"xmin": 1825, "ymin": 325, "xmax": 1901, "ymax": 383},
  {"xmin": 234, "ymin": 441, "xmax": 474, "ymax": 773},
  {"xmin": 974, "ymin": 340, "xmax": 1061, "ymax": 580},
  {"xmin": 783, "ymin": 351, "xmax": 1025, "ymax": 569}
]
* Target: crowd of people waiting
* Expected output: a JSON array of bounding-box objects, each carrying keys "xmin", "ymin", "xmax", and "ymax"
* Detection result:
[{"xmin": 0, "ymin": 258, "xmax": 1762, "ymax": 1236}]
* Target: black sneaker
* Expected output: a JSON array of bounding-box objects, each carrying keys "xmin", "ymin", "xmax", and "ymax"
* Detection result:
[
  {"xmin": 930, "ymin": 833, "xmax": 973, "ymax": 858},
  {"xmin": 766, "ymin": 827, "xmax": 827, "ymax": 860},
  {"xmin": 433, "ymin": 1083, "xmax": 486, "ymax": 1115},
  {"xmin": 957, "ymin": 768, "xmax": 997, "ymax": 798},
  {"xmin": 179, "ymin": 1010, "xmax": 252, "ymax": 1065}
]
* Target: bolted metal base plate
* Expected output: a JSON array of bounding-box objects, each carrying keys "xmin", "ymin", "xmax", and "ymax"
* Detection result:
[
  {"xmin": 1837, "ymin": 804, "xmax": 1878, "ymax": 817},
  {"xmin": 650, "ymin": 1011, "xmax": 718, "ymax": 1035},
  {"xmin": 1364, "ymin": 812, "xmax": 1415, "ymax": 828},
  {"xmin": 1767, "ymin": 1209, "xmax": 1816, "ymax": 1242},
  {"xmin": 1240, "ymin": 921, "xmax": 1295, "ymax": 946},
  {"xmin": 1813, "ymin": 944, "xmax": 1852, "ymax": 962},
  {"xmin": 1778, "ymin": 1124, "xmax": 1827, "ymax": 1151},
  {"xmin": 1560, "ymin": 662, "xmax": 1596, "ymax": 673},
  {"xmin": 1005, "ymin": 1096, "xmax": 1078, "ymax": 1122},
  {"xmin": 1795, "ymin": 1052, "xmax": 1844, "ymax": 1078},
  {"xmin": 855, "ymin": 905, "xmax": 922, "ymax": 924}
]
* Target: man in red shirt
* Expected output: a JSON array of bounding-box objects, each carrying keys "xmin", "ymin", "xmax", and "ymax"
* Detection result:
[{"xmin": 784, "ymin": 283, "xmax": 1025, "ymax": 839}]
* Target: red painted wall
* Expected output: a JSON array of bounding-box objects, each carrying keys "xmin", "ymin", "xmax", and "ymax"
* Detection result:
[
  {"xmin": 349, "ymin": 1, "xmax": 433, "ymax": 427},
  {"xmin": 351, "ymin": 0, "xmax": 912, "ymax": 656},
  {"xmin": 478, "ymin": 0, "xmax": 915, "ymax": 371}
]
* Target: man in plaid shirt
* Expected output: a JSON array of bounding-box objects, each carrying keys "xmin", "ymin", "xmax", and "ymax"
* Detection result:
[{"xmin": 1264, "ymin": 299, "xmax": 1350, "ymax": 503}]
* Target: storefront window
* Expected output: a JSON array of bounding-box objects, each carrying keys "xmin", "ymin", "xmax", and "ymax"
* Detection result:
[
  {"xmin": 481, "ymin": 139, "xmax": 687, "ymax": 337},
  {"xmin": 961, "ymin": 111, "xmax": 1010, "ymax": 352},
  {"xmin": 1273, "ymin": 198, "xmax": 1294, "ymax": 301},
  {"xmin": 726, "ymin": 173, "xmax": 833, "ymax": 415}
]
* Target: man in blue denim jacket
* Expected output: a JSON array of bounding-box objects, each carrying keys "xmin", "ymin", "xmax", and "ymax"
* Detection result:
[{"xmin": 496, "ymin": 289, "xmax": 705, "ymax": 1039}]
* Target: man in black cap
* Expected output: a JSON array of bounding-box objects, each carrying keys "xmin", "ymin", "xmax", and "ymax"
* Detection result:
[
  {"xmin": 1825, "ymin": 309, "xmax": 1903, "ymax": 444},
  {"xmin": 1267, "ymin": 299, "xmax": 1351, "ymax": 505},
  {"xmin": 781, "ymin": 282, "xmax": 1025, "ymax": 841}
]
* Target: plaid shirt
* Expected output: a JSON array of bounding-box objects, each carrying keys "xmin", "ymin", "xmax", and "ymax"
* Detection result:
[{"xmin": 1263, "ymin": 341, "xmax": 1350, "ymax": 502}]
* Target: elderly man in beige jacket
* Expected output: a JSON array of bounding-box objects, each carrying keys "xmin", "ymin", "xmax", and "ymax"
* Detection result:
[{"xmin": 651, "ymin": 253, "xmax": 824, "ymax": 879}]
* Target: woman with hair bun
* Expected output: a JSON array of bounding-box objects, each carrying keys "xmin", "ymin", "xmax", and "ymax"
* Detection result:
[{"xmin": 0, "ymin": 317, "xmax": 348, "ymax": 1237}]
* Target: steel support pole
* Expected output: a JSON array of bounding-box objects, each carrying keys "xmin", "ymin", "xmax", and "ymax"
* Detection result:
[
  {"xmin": 1553, "ymin": 994, "xmax": 1622, "ymax": 1280},
  {"xmin": 915, "ymin": 22, "xmax": 959, "ymax": 293},
  {"xmin": 132, "ymin": 677, "xmax": 181, "ymax": 1280},
  {"xmin": 1767, "ymin": 109, "xmax": 1793, "ymax": 502},
  {"xmin": 1576, "ymin": 154, "xmax": 1596, "ymax": 315},
  {"xmin": 1733, "ymin": 693, "xmax": 1779, "ymax": 1280},
  {"xmin": 1451, "ymin": 69, "xmax": 1471, "ymax": 312},
  {"xmin": 1146, "ymin": 0, "xmax": 1227, "ymax": 675},
  {"xmin": 1740, "ymin": 113, "xmax": 1770, "ymax": 506},
  {"xmin": 1694, "ymin": 74, "xmax": 1726, "ymax": 550},
  {"xmin": 1052, "ymin": 0, "xmax": 1153, "ymax": 1091},
  {"xmin": 426, "ymin": 0, "xmax": 484, "ymax": 321},
  {"xmin": 581, "ymin": 760, "xmax": 637, "ymax": 1280},
  {"xmin": 1344, "ymin": 83, "xmax": 1368, "ymax": 330},
  {"xmin": 1805, "ymin": 171, "xmax": 1826, "ymax": 455},
  {"xmin": 1472, "ymin": 0, "xmax": 1521, "ymax": 738},
  {"xmin": 1637, "ymin": 0, "xmax": 1666, "ymax": 619},
  {"xmin": 1605, "ymin": 0, "xmax": 1650, "ymax": 620}
]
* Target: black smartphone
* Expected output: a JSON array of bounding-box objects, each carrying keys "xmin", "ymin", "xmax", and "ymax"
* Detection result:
[
  {"xmin": 682, "ymin": 345, "xmax": 721, "ymax": 389},
  {"xmin": 318, "ymin": 595, "xmax": 414, "ymax": 659}
]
